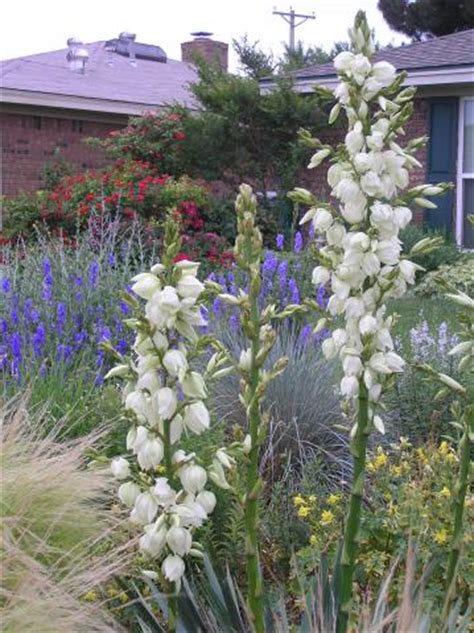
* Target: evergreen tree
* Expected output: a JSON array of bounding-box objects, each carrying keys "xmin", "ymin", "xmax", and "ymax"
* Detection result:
[{"xmin": 378, "ymin": 0, "xmax": 474, "ymax": 39}]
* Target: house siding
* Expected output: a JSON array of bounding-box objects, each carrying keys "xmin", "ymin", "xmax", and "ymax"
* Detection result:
[{"xmin": 1, "ymin": 109, "xmax": 126, "ymax": 196}]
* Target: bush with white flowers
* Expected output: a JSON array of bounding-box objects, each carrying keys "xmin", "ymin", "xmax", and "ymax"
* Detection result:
[
  {"xmin": 293, "ymin": 11, "xmax": 451, "ymax": 632},
  {"xmin": 107, "ymin": 217, "xmax": 234, "ymax": 602}
]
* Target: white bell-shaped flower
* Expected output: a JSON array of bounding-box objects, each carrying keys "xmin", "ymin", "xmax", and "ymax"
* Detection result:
[
  {"xmin": 118, "ymin": 481, "xmax": 141, "ymax": 507},
  {"xmin": 179, "ymin": 463, "xmax": 207, "ymax": 494},
  {"xmin": 111, "ymin": 456, "xmax": 130, "ymax": 480},
  {"xmin": 183, "ymin": 401, "xmax": 210, "ymax": 434},
  {"xmin": 139, "ymin": 523, "xmax": 167, "ymax": 557},
  {"xmin": 166, "ymin": 526, "xmax": 193, "ymax": 556},
  {"xmin": 162, "ymin": 554, "xmax": 186, "ymax": 583},
  {"xmin": 131, "ymin": 491, "xmax": 158, "ymax": 525}
]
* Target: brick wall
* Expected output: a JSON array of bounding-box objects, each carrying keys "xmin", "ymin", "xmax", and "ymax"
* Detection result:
[
  {"xmin": 298, "ymin": 98, "xmax": 430, "ymax": 224},
  {"xmin": 1, "ymin": 110, "xmax": 126, "ymax": 196}
]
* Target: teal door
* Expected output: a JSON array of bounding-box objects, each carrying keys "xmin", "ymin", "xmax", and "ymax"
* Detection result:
[{"xmin": 426, "ymin": 98, "xmax": 458, "ymax": 234}]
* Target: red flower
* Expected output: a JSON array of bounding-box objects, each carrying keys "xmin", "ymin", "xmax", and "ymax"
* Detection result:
[
  {"xmin": 173, "ymin": 252, "xmax": 191, "ymax": 263},
  {"xmin": 173, "ymin": 131, "xmax": 186, "ymax": 141}
]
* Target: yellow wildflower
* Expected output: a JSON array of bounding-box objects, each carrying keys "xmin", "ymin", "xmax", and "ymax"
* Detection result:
[
  {"xmin": 297, "ymin": 505, "xmax": 310, "ymax": 518},
  {"xmin": 83, "ymin": 591, "xmax": 98, "ymax": 602},
  {"xmin": 309, "ymin": 534, "xmax": 318, "ymax": 546},
  {"xmin": 293, "ymin": 494, "xmax": 305, "ymax": 507},
  {"xmin": 367, "ymin": 460, "xmax": 375, "ymax": 473},
  {"xmin": 434, "ymin": 528, "xmax": 449, "ymax": 545},
  {"xmin": 308, "ymin": 495, "xmax": 317, "ymax": 505},
  {"xmin": 321, "ymin": 510, "xmax": 335, "ymax": 525},
  {"xmin": 383, "ymin": 491, "xmax": 392, "ymax": 502},
  {"xmin": 445, "ymin": 452, "xmax": 456, "ymax": 464},
  {"xmin": 118, "ymin": 592, "xmax": 129, "ymax": 604},
  {"xmin": 155, "ymin": 464, "xmax": 166, "ymax": 474},
  {"xmin": 439, "ymin": 486, "xmax": 451, "ymax": 499},
  {"xmin": 375, "ymin": 454, "xmax": 388, "ymax": 468},
  {"xmin": 415, "ymin": 448, "xmax": 428, "ymax": 465},
  {"xmin": 106, "ymin": 587, "xmax": 119, "ymax": 599},
  {"xmin": 390, "ymin": 465, "xmax": 403, "ymax": 477},
  {"xmin": 327, "ymin": 494, "xmax": 341, "ymax": 505},
  {"xmin": 387, "ymin": 503, "xmax": 398, "ymax": 517},
  {"xmin": 438, "ymin": 441, "xmax": 449, "ymax": 456}
]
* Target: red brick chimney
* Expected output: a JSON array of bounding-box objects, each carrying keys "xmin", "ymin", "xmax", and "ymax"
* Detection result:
[{"xmin": 181, "ymin": 32, "xmax": 228, "ymax": 72}]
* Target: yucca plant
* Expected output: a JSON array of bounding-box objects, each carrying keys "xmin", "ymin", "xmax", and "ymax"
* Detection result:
[
  {"xmin": 131, "ymin": 546, "xmax": 472, "ymax": 633},
  {"xmin": 0, "ymin": 395, "xmax": 130, "ymax": 632}
]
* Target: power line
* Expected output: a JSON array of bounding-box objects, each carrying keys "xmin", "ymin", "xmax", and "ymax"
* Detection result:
[{"xmin": 273, "ymin": 6, "xmax": 316, "ymax": 51}]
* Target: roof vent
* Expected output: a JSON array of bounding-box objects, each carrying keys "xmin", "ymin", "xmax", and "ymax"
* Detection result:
[
  {"xmin": 104, "ymin": 34, "xmax": 167, "ymax": 63},
  {"xmin": 66, "ymin": 38, "xmax": 89, "ymax": 73}
]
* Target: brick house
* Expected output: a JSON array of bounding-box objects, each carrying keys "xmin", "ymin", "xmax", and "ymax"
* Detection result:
[
  {"xmin": 261, "ymin": 29, "xmax": 474, "ymax": 248},
  {"xmin": 0, "ymin": 32, "xmax": 227, "ymax": 196}
]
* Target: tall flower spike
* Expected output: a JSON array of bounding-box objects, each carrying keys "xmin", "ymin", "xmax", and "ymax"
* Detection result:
[
  {"xmin": 212, "ymin": 184, "xmax": 298, "ymax": 633},
  {"xmin": 296, "ymin": 11, "xmax": 451, "ymax": 633},
  {"xmin": 106, "ymin": 212, "xmax": 229, "ymax": 630}
]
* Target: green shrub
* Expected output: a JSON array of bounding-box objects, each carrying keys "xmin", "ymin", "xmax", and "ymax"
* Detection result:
[
  {"xmin": 414, "ymin": 255, "xmax": 474, "ymax": 297},
  {"xmin": 400, "ymin": 223, "xmax": 461, "ymax": 274}
]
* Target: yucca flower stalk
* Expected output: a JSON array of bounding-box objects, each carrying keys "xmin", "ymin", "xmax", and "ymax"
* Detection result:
[
  {"xmin": 294, "ymin": 12, "xmax": 451, "ymax": 632},
  {"xmin": 209, "ymin": 185, "xmax": 300, "ymax": 631},
  {"xmin": 106, "ymin": 213, "xmax": 234, "ymax": 632},
  {"xmin": 416, "ymin": 283, "xmax": 473, "ymax": 622}
]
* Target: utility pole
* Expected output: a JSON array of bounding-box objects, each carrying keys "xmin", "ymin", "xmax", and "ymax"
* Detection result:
[{"xmin": 273, "ymin": 6, "xmax": 315, "ymax": 51}]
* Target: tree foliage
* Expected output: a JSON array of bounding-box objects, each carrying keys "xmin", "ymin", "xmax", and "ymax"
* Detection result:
[
  {"xmin": 177, "ymin": 59, "xmax": 328, "ymax": 198},
  {"xmin": 378, "ymin": 0, "xmax": 474, "ymax": 39}
]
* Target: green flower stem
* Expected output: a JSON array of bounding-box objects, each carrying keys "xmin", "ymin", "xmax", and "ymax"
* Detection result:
[
  {"xmin": 337, "ymin": 382, "xmax": 370, "ymax": 633},
  {"xmin": 442, "ymin": 408, "xmax": 473, "ymax": 620},
  {"xmin": 244, "ymin": 274, "xmax": 265, "ymax": 633},
  {"xmin": 163, "ymin": 404, "xmax": 178, "ymax": 632}
]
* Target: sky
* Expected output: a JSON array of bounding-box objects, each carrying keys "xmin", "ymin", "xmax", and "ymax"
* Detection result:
[{"xmin": 1, "ymin": 0, "xmax": 408, "ymax": 70}]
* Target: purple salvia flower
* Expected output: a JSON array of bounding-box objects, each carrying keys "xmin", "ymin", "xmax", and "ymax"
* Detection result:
[
  {"xmin": 11, "ymin": 332, "xmax": 22, "ymax": 362},
  {"xmin": 32, "ymin": 324, "xmax": 46, "ymax": 358},
  {"xmin": 278, "ymin": 260, "xmax": 288, "ymax": 293},
  {"xmin": 1, "ymin": 278, "xmax": 11, "ymax": 293},
  {"xmin": 56, "ymin": 302, "xmax": 67, "ymax": 332},
  {"xmin": 288, "ymin": 277, "xmax": 300, "ymax": 304},
  {"xmin": 228, "ymin": 313, "xmax": 239, "ymax": 333},
  {"xmin": 88, "ymin": 260, "xmax": 100, "ymax": 288},
  {"xmin": 276, "ymin": 234, "xmax": 284, "ymax": 251},
  {"xmin": 293, "ymin": 231, "xmax": 303, "ymax": 254}
]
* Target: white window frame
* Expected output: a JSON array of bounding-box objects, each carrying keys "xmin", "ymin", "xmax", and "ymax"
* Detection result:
[{"xmin": 456, "ymin": 96, "xmax": 474, "ymax": 247}]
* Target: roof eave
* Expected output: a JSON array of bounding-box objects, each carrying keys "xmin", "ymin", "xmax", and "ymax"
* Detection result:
[
  {"xmin": 0, "ymin": 87, "xmax": 199, "ymax": 115},
  {"xmin": 260, "ymin": 65, "xmax": 474, "ymax": 94}
]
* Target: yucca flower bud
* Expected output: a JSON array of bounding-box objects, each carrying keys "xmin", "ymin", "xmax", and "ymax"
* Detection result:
[{"xmin": 181, "ymin": 371, "xmax": 207, "ymax": 399}]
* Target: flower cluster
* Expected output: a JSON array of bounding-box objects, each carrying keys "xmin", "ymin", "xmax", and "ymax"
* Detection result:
[
  {"xmin": 296, "ymin": 19, "xmax": 450, "ymax": 433},
  {"xmin": 108, "ymin": 220, "xmax": 233, "ymax": 590},
  {"xmin": 1, "ymin": 244, "xmax": 132, "ymax": 386}
]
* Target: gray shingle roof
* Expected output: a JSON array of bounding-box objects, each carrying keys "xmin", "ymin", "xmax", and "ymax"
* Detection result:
[
  {"xmin": 1, "ymin": 41, "xmax": 199, "ymax": 111},
  {"xmin": 265, "ymin": 28, "xmax": 474, "ymax": 82}
]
